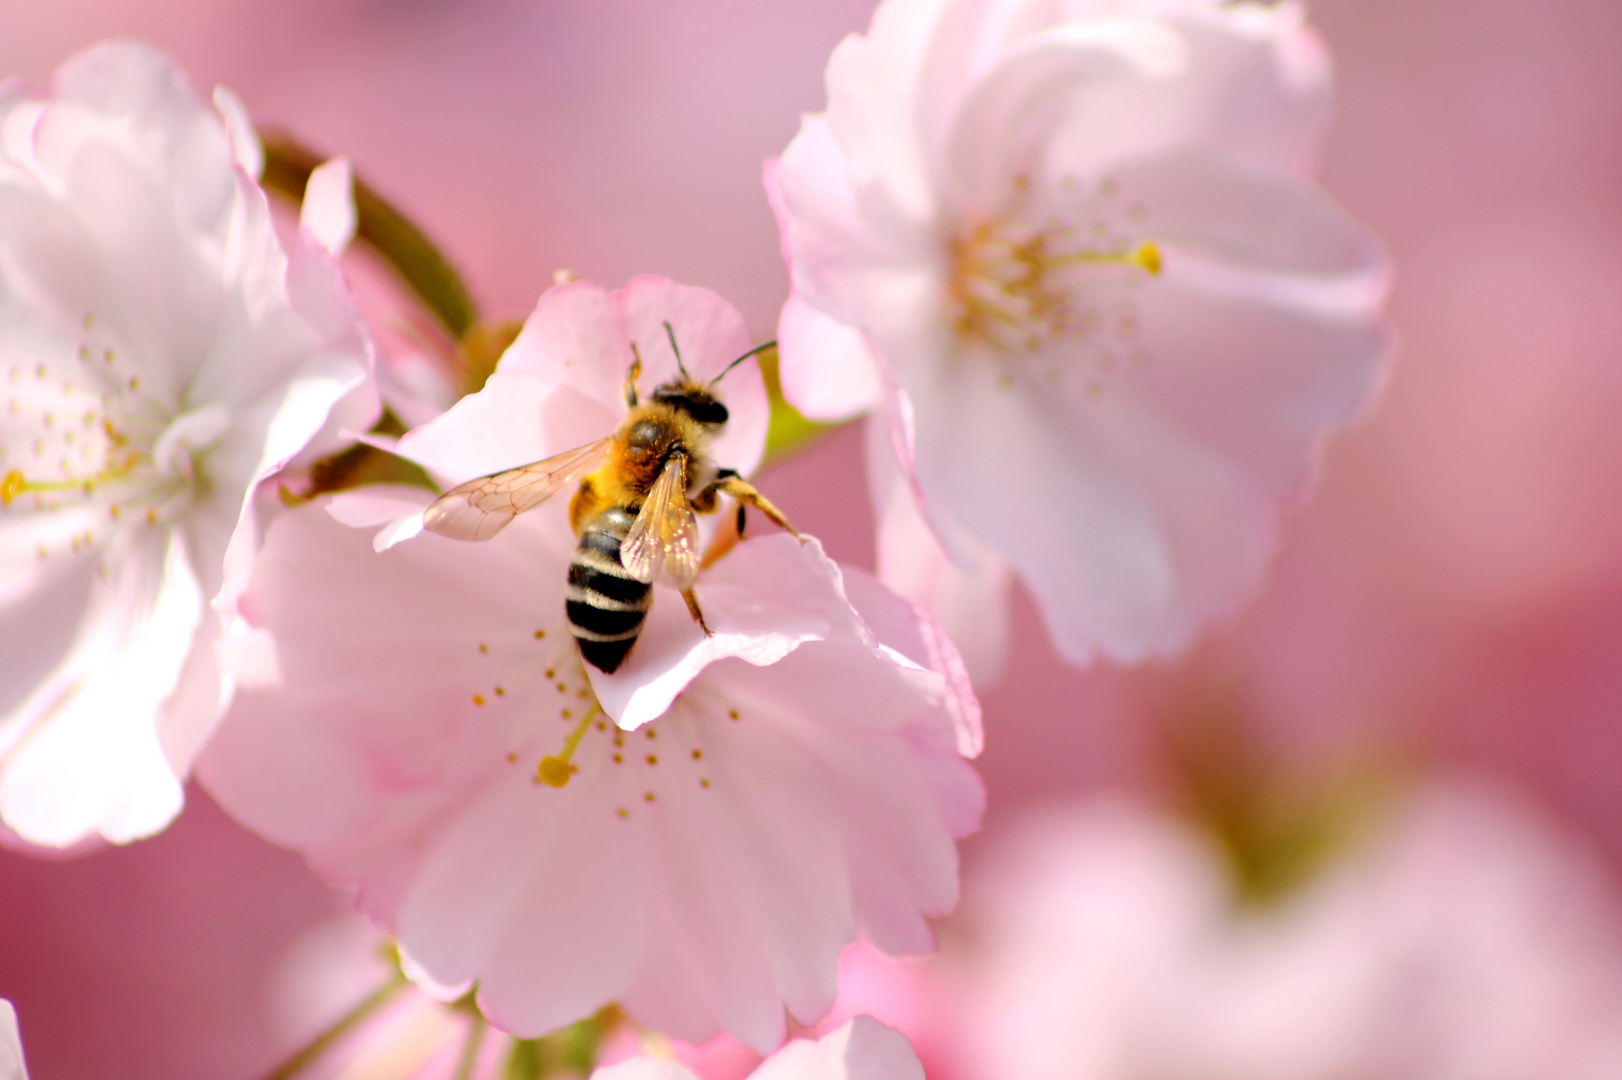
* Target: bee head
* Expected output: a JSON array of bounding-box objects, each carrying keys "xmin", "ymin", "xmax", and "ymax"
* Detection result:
[{"xmin": 651, "ymin": 381, "xmax": 729, "ymax": 427}]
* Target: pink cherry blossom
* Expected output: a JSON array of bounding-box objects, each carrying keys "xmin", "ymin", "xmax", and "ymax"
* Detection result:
[
  {"xmin": 200, "ymin": 274, "xmax": 981, "ymax": 1054},
  {"xmin": 597, "ymin": 1017, "xmax": 922, "ymax": 1080},
  {"xmin": 957, "ymin": 782, "xmax": 1622, "ymax": 1080},
  {"xmin": 0, "ymin": 42, "xmax": 372, "ymax": 847},
  {"xmin": 200, "ymin": 500, "xmax": 981, "ymax": 1053},
  {"xmin": 770, "ymin": 0, "xmax": 1392, "ymax": 674}
]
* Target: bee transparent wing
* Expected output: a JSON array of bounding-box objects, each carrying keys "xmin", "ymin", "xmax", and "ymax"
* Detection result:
[
  {"xmin": 422, "ymin": 438, "xmax": 612, "ymax": 541},
  {"xmin": 620, "ymin": 453, "xmax": 700, "ymax": 589}
]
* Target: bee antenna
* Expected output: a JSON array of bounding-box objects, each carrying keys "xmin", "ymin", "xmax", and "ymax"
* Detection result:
[
  {"xmin": 711, "ymin": 340, "xmax": 776, "ymax": 386},
  {"xmin": 663, "ymin": 321, "xmax": 691, "ymax": 381}
]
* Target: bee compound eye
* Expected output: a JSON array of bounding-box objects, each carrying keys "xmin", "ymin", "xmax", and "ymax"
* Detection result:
[{"xmin": 627, "ymin": 418, "xmax": 664, "ymax": 449}]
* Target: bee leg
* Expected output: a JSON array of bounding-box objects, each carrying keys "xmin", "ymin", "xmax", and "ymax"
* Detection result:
[
  {"xmin": 625, "ymin": 346, "xmax": 643, "ymax": 408},
  {"xmin": 703, "ymin": 475, "xmax": 801, "ymax": 540},
  {"xmin": 681, "ymin": 587, "xmax": 713, "ymax": 636},
  {"xmin": 736, "ymin": 503, "xmax": 747, "ymax": 538}
]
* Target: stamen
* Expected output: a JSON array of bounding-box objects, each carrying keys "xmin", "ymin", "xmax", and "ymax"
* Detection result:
[
  {"xmin": 1048, "ymin": 240, "xmax": 1161, "ymax": 276},
  {"xmin": 537, "ymin": 703, "xmax": 601, "ymax": 788}
]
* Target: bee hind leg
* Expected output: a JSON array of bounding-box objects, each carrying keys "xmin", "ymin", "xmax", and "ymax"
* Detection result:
[{"xmin": 681, "ymin": 587, "xmax": 713, "ymax": 636}]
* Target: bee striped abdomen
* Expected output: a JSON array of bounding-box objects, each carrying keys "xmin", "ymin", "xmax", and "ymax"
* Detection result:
[{"xmin": 567, "ymin": 506, "xmax": 652, "ymax": 672}]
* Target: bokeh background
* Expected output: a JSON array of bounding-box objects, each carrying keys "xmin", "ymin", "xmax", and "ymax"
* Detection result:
[{"xmin": 1, "ymin": 1, "xmax": 1620, "ymax": 1077}]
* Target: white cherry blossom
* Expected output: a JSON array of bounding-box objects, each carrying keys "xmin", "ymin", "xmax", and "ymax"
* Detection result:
[
  {"xmin": 0, "ymin": 42, "xmax": 371, "ymax": 846},
  {"xmin": 199, "ymin": 275, "xmax": 982, "ymax": 1053},
  {"xmin": 0, "ymin": 1001, "xmax": 25, "ymax": 1080},
  {"xmin": 770, "ymin": 0, "xmax": 1392, "ymax": 672}
]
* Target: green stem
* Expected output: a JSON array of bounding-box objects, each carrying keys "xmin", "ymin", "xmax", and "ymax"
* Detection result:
[
  {"xmin": 259, "ymin": 129, "xmax": 481, "ymax": 341},
  {"xmin": 452, "ymin": 1015, "xmax": 488, "ymax": 1080},
  {"xmin": 252, "ymin": 973, "xmax": 408, "ymax": 1080}
]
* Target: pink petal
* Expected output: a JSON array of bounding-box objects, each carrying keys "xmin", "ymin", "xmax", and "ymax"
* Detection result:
[
  {"xmin": 1038, "ymin": 0, "xmax": 1333, "ymax": 180},
  {"xmin": 752, "ymin": 1017, "xmax": 923, "ymax": 1080},
  {"xmin": 775, "ymin": 292, "xmax": 886, "ymax": 422},
  {"xmin": 774, "ymin": 115, "xmax": 941, "ymax": 346},
  {"xmin": 497, "ymin": 279, "xmax": 628, "ymax": 414},
  {"xmin": 941, "ymin": 18, "xmax": 1188, "ymax": 216},
  {"xmin": 865, "ymin": 417, "xmax": 1010, "ymax": 692},
  {"xmin": 299, "ymin": 156, "xmax": 356, "ymax": 255},
  {"xmin": 394, "ymin": 370, "xmax": 614, "ymax": 484},
  {"xmin": 591, "ymin": 536, "xmax": 864, "ymax": 730}
]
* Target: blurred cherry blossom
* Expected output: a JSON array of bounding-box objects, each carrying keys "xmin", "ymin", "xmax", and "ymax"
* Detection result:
[
  {"xmin": 771, "ymin": 0, "xmax": 1391, "ymax": 676},
  {"xmin": 596, "ymin": 1017, "xmax": 922, "ymax": 1080},
  {"xmin": 0, "ymin": 41, "xmax": 372, "ymax": 848},
  {"xmin": 956, "ymin": 781, "xmax": 1622, "ymax": 1080}
]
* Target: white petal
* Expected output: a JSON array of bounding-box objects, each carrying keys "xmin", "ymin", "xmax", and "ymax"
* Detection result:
[
  {"xmin": 50, "ymin": 42, "xmax": 238, "ymax": 235},
  {"xmin": 211, "ymin": 84, "xmax": 262, "ymax": 179},
  {"xmin": 0, "ymin": 530, "xmax": 201, "ymax": 845},
  {"xmin": 300, "ymin": 157, "xmax": 356, "ymax": 255},
  {"xmin": 0, "ymin": 1000, "xmax": 26, "ymax": 1080}
]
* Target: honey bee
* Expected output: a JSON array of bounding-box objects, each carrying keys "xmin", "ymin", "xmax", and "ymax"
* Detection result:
[{"xmin": 422, "ymin": 324, "xmax": 801, "ymax": 673}]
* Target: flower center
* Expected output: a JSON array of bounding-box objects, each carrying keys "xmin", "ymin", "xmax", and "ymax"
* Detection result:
[
  {"xmin": 1, "ymin": 314, "xmax": 229, "ymax": 555},
  {"xmin": 948, "ymin": 175, "xmax": 1163, "ymax": 396},
  {"xmin": 952, "ymin": 220, "xmax": 1159, "ymax": 350},
  {"xmin": 470, "ymin": 630, "xmax": 728, "ymax": 821}
]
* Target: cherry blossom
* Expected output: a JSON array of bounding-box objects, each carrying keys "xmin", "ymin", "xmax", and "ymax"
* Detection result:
[
  {"xmin": 199, "ymin": 274, "xmax": 982, "ymax": 1053},
  {"xmin": 769, "ymin": 0, "xmax": 1392, "ymax": 672},
  {"xmin": 0, "ymin": 42, "xmax": 372, "ymax": 847},
  {"xmin": 597, "ymin": 1017, "xmax": 922, "ymax": 1080},
  {"xmin": 958, "ymin": 783, "xmax": 1622, "ymax": 1080}
]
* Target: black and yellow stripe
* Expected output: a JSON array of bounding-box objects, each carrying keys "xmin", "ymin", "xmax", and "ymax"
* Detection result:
[{"xmin": 567, "ymin": 506, "xmax": 653, "ymax": 672}]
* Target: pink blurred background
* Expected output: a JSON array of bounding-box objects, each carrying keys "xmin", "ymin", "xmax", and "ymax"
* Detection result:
[{"xmin": 1, "ymin": 0, "xmax": 1620, "ymax": 1076}]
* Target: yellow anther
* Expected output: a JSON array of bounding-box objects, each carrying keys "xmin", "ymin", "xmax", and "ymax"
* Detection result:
[{"xmin": 1, "ymin": 470, "xmax": 24, "ymax": 506}]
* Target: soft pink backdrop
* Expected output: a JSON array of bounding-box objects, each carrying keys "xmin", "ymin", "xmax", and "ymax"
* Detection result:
[{"xmin": 1, "ymin": 1, "xmax": 1619, "ymax": 1076}]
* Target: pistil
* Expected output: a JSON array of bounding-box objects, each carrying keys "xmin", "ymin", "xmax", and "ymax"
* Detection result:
[{"xmin": 538, "ymin": 702, "xmax": 601, "ymax": 788}]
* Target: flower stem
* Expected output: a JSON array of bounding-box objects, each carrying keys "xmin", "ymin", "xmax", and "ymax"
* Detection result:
[
  {"xmin": 452, "ymin": 1015, "xmax": 488, "ymax": 1080},
  {"xmin": 253, "ymin": 972, "xmax": 408, "ymax": 1080},
  {"xmin": 259, "ymin": 129, "xmax": 481, "ymax": 341}
]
